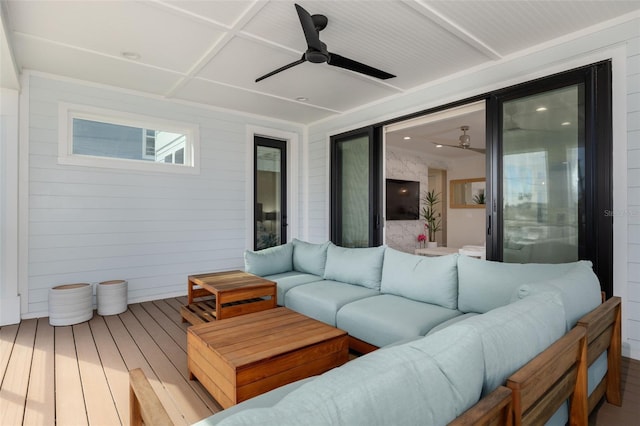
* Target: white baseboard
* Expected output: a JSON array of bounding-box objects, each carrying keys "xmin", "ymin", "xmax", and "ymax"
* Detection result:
[{"xmin": 20, "ymin": 290, "xmax": 188, "ymax": 321}]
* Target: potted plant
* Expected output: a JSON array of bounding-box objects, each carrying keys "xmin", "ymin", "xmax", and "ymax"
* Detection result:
[
  {"xmin": 421, "ymin": 189, "xmax": 442, "ymax": 247},
  {"xmin": 473, "ymin": 192, "xmax": 486, "ymax": 205}
]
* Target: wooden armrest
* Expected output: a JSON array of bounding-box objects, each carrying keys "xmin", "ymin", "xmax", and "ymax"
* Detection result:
[
  {"xmin": 576, "ymin": 296, "xmax": 622, "ymax": 408},
  {"xmin": 507, "ymin": 326, "xmax": 587, "ymax": 426},
  {"xmin": 449, "ymin": 386, "xmax": 513, "ymax": 426},
  {"xmin": 129, "ymin": 368, "xmax": 174, "ymax": 426}
]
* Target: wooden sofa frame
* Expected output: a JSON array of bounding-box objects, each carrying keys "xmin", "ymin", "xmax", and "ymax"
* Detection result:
[
  {"xmin": 129, "ymin": 297, "xmax": 622, "ymax": 426},
  {"xmin": 578, "ymin": 295, "xmax": 622, "ymax": 412},
  {"xmin": 451, "ymin": 296, "xmax": 622, "ymax": 425}
]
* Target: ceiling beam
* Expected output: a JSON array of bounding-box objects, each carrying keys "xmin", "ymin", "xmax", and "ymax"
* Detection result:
[
  {"xmin": 162, "ymin": 0, "xmax": 269, "ymax": 98},
  {"xmin": 402, "ymin": 0, "xmax": 502, "ymax": 61}
]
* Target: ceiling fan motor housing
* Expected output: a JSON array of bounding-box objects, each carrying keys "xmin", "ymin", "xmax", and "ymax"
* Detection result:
[
  {"xmin": 459, "ymin": 126, "xmax": 471, "ymax": 148},
  {"xmin": 311, "ymin": 14, "xmax": 328, "ymax": 31},
  {"xmin": 306, "ymin": 47, "xmax": 329, "ymax": 63}
]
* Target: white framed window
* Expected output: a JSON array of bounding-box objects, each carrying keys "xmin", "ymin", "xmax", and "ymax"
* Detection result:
[{"xmin": 58, "ymin": 103, "xmax": 199, "ymax": 174}]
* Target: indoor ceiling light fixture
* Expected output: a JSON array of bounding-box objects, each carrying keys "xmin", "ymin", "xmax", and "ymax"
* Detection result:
[
  {"xmin": 459, "ymin": 125, "xmax": 471, "ymax": 145},
  {"xmin": 561, "ymin": 121, "xmax": 571, "ymax": 126},
  {"xmin": 121, "ymin": 51, "xmax": 141, "ymax": 60},
  {"xmin": 435, "ymin": 144, "xmax": 443, "ymax": 148},
  {"xmin": 536, "ymin": 106, "xmax": 548, "ymax": 112},
  {"xmin": 403, "ymin": 136, "xmax": 411, "ymax": 140}
]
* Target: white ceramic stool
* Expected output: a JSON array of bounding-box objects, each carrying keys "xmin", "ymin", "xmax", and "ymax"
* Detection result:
[
  {"xmin": 48, "ymin": 283, "xmax": 94, "ymax": 326},
  {"xmin": 97, "ymin": 280, "xmax": 128, "ymax": 315}
]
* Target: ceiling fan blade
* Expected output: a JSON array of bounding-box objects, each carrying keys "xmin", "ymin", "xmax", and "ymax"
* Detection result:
[
  {"xmin": 295, "ymin": 3, "xmax": 323, "ymax": 52},
  {"xmin": 431, "ymin": 142, "xmax": 485, "ymax": 154},
  {"xmin": 431, "ymin": 142, "xmax": 460, "ymax": 149},
  {"xmin": 327, "ymin": 53, "xmax": 395, "ymax": 80},
  {"xmin": 468, "ymin": 147, "xmax": 486, "ymax": 154},
  {"xmin": 255, "ymin": 56, "xmax": 306, "ymax": 82}
]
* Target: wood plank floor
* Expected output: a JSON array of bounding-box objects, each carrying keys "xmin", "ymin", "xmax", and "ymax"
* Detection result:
[{"xmin": 0, "ymin": 296, "xmax": 638, "ymax": 425}]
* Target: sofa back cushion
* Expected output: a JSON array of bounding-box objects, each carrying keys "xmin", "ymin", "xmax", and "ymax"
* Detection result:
[
  {"xmin": 292, "ymin": 239, "xmax": 329, "ymax": 276},
  {"xmin": 450, "ymin": 290, "xmax": 566, "ymax": 396},
  {"xmin": 457, "ymin": 255, "xmax": 577, "ymax": 313},
  {"xmin": 215, "ymin": 321, "xmax": 485, "ymax": 426},
  {"xmin": 380, "ymin": 248, "xmax": 458, "ymax": 309},
  {"xmin": 323, "ymin": 244, "xmax": 385, "ymax": 290},
  {"xmin": 244, "ymin": 243, "xmax": 293, "ymax": 277},
  {"xmin": 512, "ymin": 260, "xmax": 601, "ymax": 330}
]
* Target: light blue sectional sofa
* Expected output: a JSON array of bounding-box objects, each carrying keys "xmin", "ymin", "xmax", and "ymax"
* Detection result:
[{"xmin": 191, "ymin": 239, "xmax": 617, "ymax": 426}]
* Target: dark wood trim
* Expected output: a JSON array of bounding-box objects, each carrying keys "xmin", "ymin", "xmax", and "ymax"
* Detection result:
[{"xmin": 348, "ymin": 336, "xmax": 378, "ymax": 355}]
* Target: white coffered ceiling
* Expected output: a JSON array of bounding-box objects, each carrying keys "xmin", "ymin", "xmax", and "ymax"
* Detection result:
[{"xmin": 2, "ymin": 0, "xmax": 639, "ymax": 124}]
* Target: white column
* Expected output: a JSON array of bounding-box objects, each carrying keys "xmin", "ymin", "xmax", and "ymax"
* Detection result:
[{"xmin": 0, "ymin": 88, "xmax": 21, "ymax": 325}]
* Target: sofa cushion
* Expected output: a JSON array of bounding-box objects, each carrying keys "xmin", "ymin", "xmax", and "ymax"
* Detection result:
[
  {"xmin": 512, "ymin": 261, "xmax": 601, "ymax": 329},
  {"xmin": 199, "ymin": 378, "xmax": 316, "ymax": 425},
  {"xmin": 244, "ymin": 243, "xmax": 293, "ymax": 277},
  {"xmin": 261, "ymin": 271, "xmax": 323, "ymax": 306},
  {"xmin": 451, "ymin": 290, "xmax": 566, "ymax": 396},
  {"xmin": 292, "ymin": 239, "xmax": 329, "ymax": 276},
  {"xmin": 284, "ymin": 281, "xmax": 379, "ymax": 326},
  {"xmin": 426, "ymin": 312, "xmax": 479, "ymax": 335},
  {"xmin": 380, "ymin": 248, "xmax": 458, "ymax": 309},
  {"xmin": 336, "ymin": 294, "xmax": 461, "ymax": 347},
  {"xmin": 214, "ymin": 322, "xmax": 485, "ymax": 426},
  {"xmin": 323, "ymin": 244, "xmax": 385, "ymax": 290},
  {"xmin": 457, "ymin": 255, "xmax": 577, "ymax": 313}
]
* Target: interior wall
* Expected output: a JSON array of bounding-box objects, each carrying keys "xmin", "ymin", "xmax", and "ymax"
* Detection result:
[
  {"xmin": 19, "ymin": 73, "xmax": 303, "ymax": 318},
  {"xmin": 307, "ymin": 18, "xmax": 639, "ymax": 359},
  {"xmin": 384, "ymin": 146, "xmax": 448, "ymax": 253},
  {"xmin": 446, "ymin": 156, "xmax": 486, "ymax": 248}
]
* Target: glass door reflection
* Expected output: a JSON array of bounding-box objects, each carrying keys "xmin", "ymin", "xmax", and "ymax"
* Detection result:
[
  {"xmin": 255, "ymin": 138, "xmax": 287, "ymax": 250},
  {"xmin": 502, "ymin": 84, "xmax": 584, "ymax": 263}
]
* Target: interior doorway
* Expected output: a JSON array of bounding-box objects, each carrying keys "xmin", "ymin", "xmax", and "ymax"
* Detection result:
[{"xmin": 384, "ymin": 101, "xmax": 487, "ymax": 254}]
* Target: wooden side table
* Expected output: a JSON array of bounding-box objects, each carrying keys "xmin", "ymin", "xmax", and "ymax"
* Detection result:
[{"xmin": 181, "ymin": 270, "xmax": 277, "ymax": 324}]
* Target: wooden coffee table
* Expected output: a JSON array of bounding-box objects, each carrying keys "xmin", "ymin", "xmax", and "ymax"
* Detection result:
[
  {"xmin": 181, "ymin": 270, "xmax": 276, "ymax": 324},
  {"xmin": 187, "ymin": 307, "xmax": 349, "ymax": 408}
]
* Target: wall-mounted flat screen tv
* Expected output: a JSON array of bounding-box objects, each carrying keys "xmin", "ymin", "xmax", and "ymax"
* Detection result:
[{"xmin": 386, "ymin": 179, "xmax": 420, "ymax": 220}]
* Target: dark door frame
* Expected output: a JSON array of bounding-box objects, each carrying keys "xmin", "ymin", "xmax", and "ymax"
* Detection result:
[
  {"xmin": 330, "ymin": 126, "xmax": 383, "ymax": 247},
  {"xmin": 330, "ymin": 60, "xmax": 613, "ymax": 296},
  {"xmin": 486, "ymin": 61, "xmax": 612, "ymax": 296},
  {"xmin": 254, "ymin": 136, "xmax": 287, "ymax": 250}
]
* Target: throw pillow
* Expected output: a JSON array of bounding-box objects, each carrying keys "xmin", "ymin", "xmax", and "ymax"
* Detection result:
[
  {"xmin": 292, "ymin": 239, "xmax": 330, "ymax": 276},
  {"xmin": 323, "ymin": 244, "xmax": 385, "ymax": 290},
  {"xmin": 244, "ymin": 243, "xmax": 293, "ymax": 277},
  {"xmin": 380, "ymin": 248, "xmax": 458, "ymax": 309}
]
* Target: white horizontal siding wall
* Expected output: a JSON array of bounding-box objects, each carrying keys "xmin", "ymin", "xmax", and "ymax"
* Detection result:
[
  {"xmin": 628, "ymin": 31, "xmax": 640, "ymax": 359},
  {"xmin": 307, "ymin": 17, "xmax": 640, "ymax": 359},
  {"xmin": 22, "ymin": 74, "xmax": 303, "ymax": 317}
]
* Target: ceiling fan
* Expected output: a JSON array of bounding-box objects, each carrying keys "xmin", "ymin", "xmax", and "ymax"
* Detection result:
[
  {"xmin": 431, "ymin": 126, "xmax": 486, "ymax": 154},
  {"xmin": 255, "ymin": 4, "xmax": 396, "ymax": 83}
]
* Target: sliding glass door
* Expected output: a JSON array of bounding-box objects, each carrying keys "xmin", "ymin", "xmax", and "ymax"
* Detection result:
[
  {"xmin": 330, "ymin": 127, "xmax": 383, "ymax": 247},
  {"xmin": 501, "ymin": 85, "xmax": 584, "ymax": 264},
  {"xmin": 488, "ymin": 61, "xmax": 612, "ymax": 295}
]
